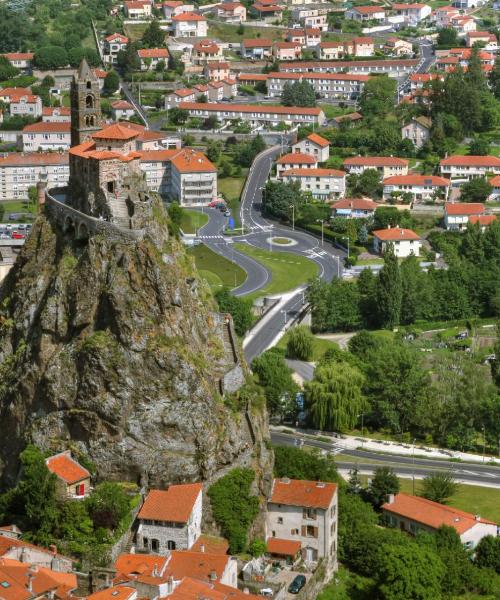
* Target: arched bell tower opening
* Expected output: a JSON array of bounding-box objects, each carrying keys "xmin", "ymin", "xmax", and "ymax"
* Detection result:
[{"xmin": 70, "ymin": 59, "xmax": 103, "ymax": 147}]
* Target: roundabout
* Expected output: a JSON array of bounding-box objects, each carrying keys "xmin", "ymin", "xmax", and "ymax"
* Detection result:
[{"xmin": 266, "ymin": 236, "xmax": 297, "ymax": 247}]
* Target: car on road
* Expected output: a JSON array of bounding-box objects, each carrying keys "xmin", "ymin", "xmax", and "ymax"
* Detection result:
[
  {"xmin": 288, "ymin": 575, "xmax": 306, "ymax": 594},
  {"xmin": 11, "ymin": 232, "xmax": 25, "ymax": 239},
  {"xmin": 224, "ymin": 210, "xmax": 231, "ymax": 217}
]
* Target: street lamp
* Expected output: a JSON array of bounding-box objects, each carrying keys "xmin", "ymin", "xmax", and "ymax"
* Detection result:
[
  {"xmin": 335, "ymin": 255, "xmax": 341, "ymax": 278},
  {"xmin": 482, "ymin": 426, "xmax": 486, "ymax": 464},
  {"xmin": 357, "ymin": 413, "xmax": 365, "ymax": 448},
  {"xmin": 342, "ymin": 236, "xmax": 350, "ymax": 258},
  {"xmin": 289, "ymin": 204, "xmax": 295, "ymax": 231},
  {"xmin": 317, "ymin": 219, "xmax": 324, "ymax": 247},
  {"xmin": 281, "ymin": 309, "xmax": 287, "ymax": 328}
]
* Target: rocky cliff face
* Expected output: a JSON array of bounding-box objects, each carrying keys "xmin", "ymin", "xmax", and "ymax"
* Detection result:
[{"xmin": 0, "ymin": 202, "xmax": 272, "ymax": 496}]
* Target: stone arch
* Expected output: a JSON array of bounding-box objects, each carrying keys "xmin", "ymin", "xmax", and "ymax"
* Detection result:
[
  {"xmin": 86, "ymin": 94, "xmax": 94, "ymax": 109},
  {"xmin": 77, "ymin": 221, "xmax": 89, "ymax": 240}
]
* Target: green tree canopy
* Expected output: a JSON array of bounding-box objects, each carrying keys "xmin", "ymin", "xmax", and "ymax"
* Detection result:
[
  {"xmin": 460, "ymin": 177, "xmax": 493, "ymax": 203},
  {"xmin": 273, "ymin": 445, "xmax": 340, "ymax": 483},
  {"xmin": 286, "ymin": 326, "xmax": 314, "ymax": 361},
  {"xmin": 376, "ymin": 250, "xmax": 402, "ymax": 329},
  {"xmin": 215, "ymin": 289, "xmax": 253, "ymax": 336},
  {"xmin": 368, "ymin": 467, "xmax": 399, "ymax": 508},
  {"xmin": 421, "ymin": 471, "xmax": 457, "ymax": 504},
  {"xmin": 103, "ymin": 70, "xmax": 120, "ymax": 96},
  {"xmin": 141, "ymin": 19, "xmax": 165, "ymax": 48},
  {"xmin": 359, "ymin": 76, "xmax": 397, "ymax": 117},
  {"xmin": 281, "ymin": 80, "xmax": 316, "ymax": 107},
  {"xmin": 34, "ymin": 46, "xmax": 69, "ymax": 70},
  {"xmin": 0, "ymin": 56, "xmax": 19, "ymax": 81},
  {"xmin": 252, "ymin": 350, "xmax": 298, "ymax": 416}
]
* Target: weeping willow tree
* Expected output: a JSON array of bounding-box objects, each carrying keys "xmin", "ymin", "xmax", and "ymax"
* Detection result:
[{"xmin": 306, "ymin": 363, "xmax": 366, "ymax": 431}]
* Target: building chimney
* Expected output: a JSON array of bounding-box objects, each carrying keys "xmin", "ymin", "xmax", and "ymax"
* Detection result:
[
  {"xmin": 210, "ymin": 570, "xmax": 217, "ymax": 581},
  {"xmin": 200, "ymin": 544, "xmax": 205, "ymax": 553},
  {"xmin": 153, "ymin": 563, "xmax": 158, "ymax": 577},
  {"xmin": 475, "ymin": 515, "xmax": 481, "ymax": 521},
  {"xmin": 168, "ymin": 576, "xmax": 174, "ymax": 594},
  {"xmin": 243, "ymin": 588, "xmax": 250, "ymax": 595},
  {"xmin": 49, "ymin": 544, "xmax": 57, "ymax": 555},
  {"xmin": 27, "ymin": 572, "xmax": 34, "ymax": 592},
  {"xmin": 387, "ymin": 494, "xmax": 395, "ymax": 504}
]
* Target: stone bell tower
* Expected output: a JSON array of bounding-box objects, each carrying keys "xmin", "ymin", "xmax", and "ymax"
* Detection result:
[{"xmin": 70, "ymin": 59, "xmax": 103, "ymax": 147}]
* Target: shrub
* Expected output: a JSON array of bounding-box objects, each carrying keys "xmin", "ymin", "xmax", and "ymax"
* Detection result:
[{"xmin": 286, "ymin": 326, "xmax": 314, "ymax": 361}]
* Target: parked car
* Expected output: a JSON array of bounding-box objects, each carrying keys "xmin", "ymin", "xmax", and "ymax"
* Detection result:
[
  {"xmin": 288, "ymin": 575, "xmax": 306, "ymax": 594},
  {"xmin": 11, "ymin": 232, "xmax": 25, "ymax": 239},
  {"xmin": 224, "ymin": 210, "xmax": 231, "ymax": 217}
]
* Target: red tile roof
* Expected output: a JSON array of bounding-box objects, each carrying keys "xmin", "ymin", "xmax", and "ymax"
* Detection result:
[
  {"xmin": 10, "ymin": 93, "xmax": 39, "ymax": 103},
  {"xmin": 373, "ymin": 227, "xmax": 420, "ymax": 241},
  {"xmin": 306, "ymin": 133, "xmax": 329, "ymax": 148},
  {"xmin": 42, "ymin": 106, "xmax": 71, "ymax": 116},
  {"xmin": 344, "ymin": 156, "xmax": 408, "ymax": 167},
  {"xmin": 92, "ymin": 123, "xmax": 140, "ymax": 140},
  {"xmin": 46, "ymin": 452, "xmax": 90, "ymax": 485},
  {"xmin": 282, "ymin": 168, "xmax": 345, "ymax": 177},
  {"xmin": 140, "ymin": 149, "xmax": 179, "ymax": 162},
  {"xmin": 88, "ymin": 586, "xmax": 137, "ymax": 600},
  {"xmin": 194, "ymin": 40, "xmax": 220, "ymax": 53},
  {"xmin": 277, "ymin": 152, "xmax": 317, "ymax": 165},
  {"xmin": 171, "ymin": 148, "xmax": 217, "ymax": 173},
  {"xmin": 163, "ymin": 551, "xmax": 229, "ymax": 582},
  {"xmin": 445, "ymin": 202, "xmax": 485, "ymax": 215},
  {"xmin": 190, "ymin": 535, "xmax": 229, "ymax": 555},
  {"xmin": 22, "ymin": 121, "xmax": 70, "ymax": 134},
  {"xmin": 383, "ymin": 174, "xmax": 449, "ymax": 186},
  {"xmin": 0, "ymin": 87, "xmax": 31, "ymax": 98},
  {"xmin": 179, "ymin": 102, "xmax": 322, "ymax": 116},
  {"xmin": 269, "ymin": 71, "xmax": 369, "ymax": 82},
  {"xmin": 170, "ymin": 577, "xmax": 261, "ymax": 600},
  {"xmin": 0, "ymin": 558, "xmax": 77, "ymax": 600},
  {"xmin": 138, "ymin": 483, "xmax": 202, "ymax": 523},
  {"xmin": 115, "ymin": 553, "xmax": 169, "ymax": 577},
  {"xmin": 1, "ymin": 53, "xmax": 34, "ymax": 61},
  {"xmin": 266, "ymin": 538, "xmax": 301, "ymax": 556},
  {"xmin": 0, "ymin": 152, "xmax": 68, "ymax": 167},
  {"xmin": 138, "ymin": 48, "xmax": 169, "ymax": 58},
  {"xmin": 106, "ymin": 33, "xmax": 129, "ymax": 43},
  {"xmin": 354, "ymin": 37, "xmax": 374, "ymax": 44},
  {"xmin": 270, "ymin": 478, "xmax": 337, "ymax": 509},
  {"xmin": 392, "ymin": 2, "xmax": 427, "ymax": 8},
  {"xmin": 112, "ymin": 100, "xmax": 134, "ymax": 110},
  {"xmin": 469, "ymin": 215, "xmax": 496, "ymax": 226},
  {"xmin": 382, "ymin": 493, "xmax": 496, "ymax": 534},
  {"xmin": 491, "ymin": 175, "xmax": 500, "ymax": 187},
  {"xmin": 242, "ymin": 38, "xmax": 273, "ymax": 48},
  {"xmin": 332, "ymin": 197, "xmax": 378, "ymax": 210},
  {"xmin": 281, "ymin": 59, "xmax": 418, "ymax": 70},
  {"xmin": 172, "ymin": 12, "xmax": 206, "ymax": 20},
  {"xmin": 352, "ymin": 5, "xmax": 385, "ymax": 13},
  {"xmin": 440, "ymin": 155, "xmax": 500, "ymax": 167},
  {"xmin": 237, "ymin": 73, "xmax": 269, "ymax": 82}
]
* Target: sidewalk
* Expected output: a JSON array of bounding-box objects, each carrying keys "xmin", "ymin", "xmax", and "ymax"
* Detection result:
[{"xmin": 270, "ymin": 425, "xmax": 500, "ymax": 466}]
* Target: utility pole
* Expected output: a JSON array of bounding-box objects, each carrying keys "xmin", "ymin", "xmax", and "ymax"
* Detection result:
[
  {"xmin": 412, "ymin": 438, "xmax": 416, "ymax": 495},
  {"xmin": 318, "ymin": 219, "xmax": 324, "ymax": 247},
  {"xmin": 289, "ymin": 203, "xmax": 295, "ymax": 231}
]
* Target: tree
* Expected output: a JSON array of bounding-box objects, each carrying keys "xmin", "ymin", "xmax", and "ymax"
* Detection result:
[
  {"xmin": 141, "ymin": 19, "xmax": 164, "ymax": 47},
  {"xmin": 273, "ymin": 445, "xmax": 340, "ymax": 483},
  {"xmin": 376, "ymin": 544, "xmax": 444, "ymax": 600},
  {"xmin": 490, "ymin": 54, "xmax": 500, "ymax": 100},
  {"xmin": 348, "ymin": 169, "xmax": 383, "ymax": 199},
  {"xmin": 248, "ymin": 539, "xmax": 266, "ymax": 557},
  {"xmin": 347, "ymin": 468, "xmax": 362, "ymax": 495},
  {"xmin": 262, "ymin": 180, "xmax": 304, "ymax": 222},
  {"xmin": 117, "ymin": 42, "xmax": 141, "ymax": 73},
  {"xmin": 206, "ymin": 140, "xmax": 222, "ymax": 163},
  {"xmin": 0, "ymin": 56, "xmax": 18, "ymax": 81},
  {"xmin": 437, "ymin": 28, "xmax": 458, "ymax": 47},
  {"xmin": 286, "ymin": 326, "xmax": 314, "ymax": 361},
  {"xmin": 359, "ymin": 75, "xmax": 397, "ymax": 117},
  {"xmin": 215, "ymin": 289, "xmax": 253, "ymax": 336},
  {"xmin": 374, "ymin": 206, "xmax": 414, "ymax": 230},
  {"xmin": 306, "ymin": 363, "xmax": 365, "ymax": 431},
  {"xmin": 368, "ymin": 467, "xmax": 399, "ymax": 508},
  {"xmin": 468, "ymin": 136, "xmax": 490, "ymax": 156},
  {"xmin": 169, "ymin": 107, "xmax": 189, "ymax": 125},
  {"xmin": 68, "ymin": 47, "xmax": 100, "ymax": 68},
  {"xmin": 376, "ymin": 250, "xmax": 402, "ymax": 329},
  {"xmin": 169, "ymin": 52, "xmax": 184, "ymax": 75},
  {"xmin": 208, "ymin": 468, "xmax": 259, "ymax": 553},
  {"xmin": 460, "ymin": 177, "xmax": 493, "ymax": 203},
  {"xmin": 34, "ymin": 46, "xmax": 69, "ymax": 70},
  {"xmin": 252, "ymin": 350, "xmax": 298, "ymax": 416},
  {"xmin": 281, "ymin": 80, "xmax": 316, "ymax": 107},
  {"xmin": 308, "ymin": 278, "xmax": 361, "ymax": 333},
  {"xmin": 491, "ymin": 322, "xmax": 500, "ymax": 386},
  {"xmin": 103, "ymin": 70, "xmax": 120, "ymax": 96},
  {"xmin": 86, "ymin": 482, "xmax": 130, "ymax": 530},
  {"xmin": 475, "ymin": 536, "xmax": 500, "ymax": 573},
  {"xmin": 421, "ymin": 471, "xmax": 457, "ymax": 504}
]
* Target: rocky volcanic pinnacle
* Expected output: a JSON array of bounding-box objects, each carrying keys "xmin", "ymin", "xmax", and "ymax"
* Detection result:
[{"xmin": 0, "ymin": 201, "xmax": 272, "ymax": 494}]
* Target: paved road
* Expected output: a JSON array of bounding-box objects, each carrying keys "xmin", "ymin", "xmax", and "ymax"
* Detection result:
[
  {"xmin": 285, "ymin": 359, "xmax": 315, "ymax": 381},
  {"xmin": 271, "ymin": 432, "xmax": 500, "ymax": 487}
]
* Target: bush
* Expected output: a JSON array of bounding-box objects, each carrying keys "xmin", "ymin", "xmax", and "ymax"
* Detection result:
[
  {"xmin": 248, "ymin": 539, "xmax": 267, "ymax": 557},
  {"xmin": 208, "ymin": 468, "xmax": 259, "ymax": 554},
  {"xmin": 286, "ymin": 326, "xmax": 314, "ymax": 361}
]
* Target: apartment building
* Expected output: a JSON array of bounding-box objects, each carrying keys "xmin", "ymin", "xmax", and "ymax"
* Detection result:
[
  {"xmin": 9, "ymin": 94, "xmax": 42, "ymax": 118},
  {"xmin": 179, "ymin": 101, "xmax": 326, "ymax": 127},
  {"xmin": 0, "ymin": 152, "xmax": 69, "ymax": 201},
  {"xmin": 103, "ymin": 33, "xmax": 129, "ymax": 66},
  {"xmin": 267, "ymin": 72, "xmax": 368, "ymax": 101},
  {"xmin": 172, "ymin": 13, "xmax": 208, "ymax": 37},
  {"xmin": 280, "ymin": 59, "xmax": 419, "ymax": 77},
  {"xmin": 343, "ymin": 156, "xmax": 409, "ymax": 178},
  {"xmin": 383, "ymin": 174, "xmax": 450, "ymax": 202},
  {"xmin": 277, "ymin": 152, "xmax": 318, "ymax": 178},
  {"xmin": 440, "ymin": 155, "xmax": 500, "ymax": 179},
  {"xmin": 373, "ymin": 227, "xmax": 421, "ymax": 257},
  {"xmin": 292, "ymin": 133, "xmax": 330, "ymax": 162},
  {"xmin": 266, "ymin": 478, "xmax": 338, "ymax": 561},
  {"xmin": 281, "ymin": 168, "xmax": 346, "ymax": 200},
  {"xmin": 22, "ymin": 121, "xmax": 71, "ymax": 151}
]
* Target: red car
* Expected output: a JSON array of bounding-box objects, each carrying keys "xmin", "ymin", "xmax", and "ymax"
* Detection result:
[{"xmin": 11, "ymin": 231, "xmax": 25, "ymax": 239}]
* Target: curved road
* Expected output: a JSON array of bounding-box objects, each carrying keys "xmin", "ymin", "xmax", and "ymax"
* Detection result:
[{"xmin": 271, "ymin": 432, "xmax": 500, "ymax": 488}]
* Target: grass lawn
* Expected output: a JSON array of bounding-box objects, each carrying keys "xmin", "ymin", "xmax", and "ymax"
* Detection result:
[
  {"xmin": 0, "ymin": 200, "xmax": 36, "ymax": 222},
  {"xmin": 123, "ymin": 22, "xmax": 150, "ymax": 41},
  {"xmin": 276, "ymin": 328, "xmax": 340, "ymax": 361},
  {"xmin": 180, "ymin": 209, "xmax": 208, "ymax": 234},
  {"xmin": 188, "ymin": 243, "xmax": 246, "ymax": 290},
  {"xmin": 398, "ymin": 479, "xmax": 500, "ymax": 524},
  {"xmin": 454, "ymin": 143, "xmax": 500, "ymax": 157},
  {"xmin": 356, "ymin": 258, "xmax": 384, "ymax": 266},
  {"xmin": 218, "ymin": 176, "xmax": 246, "ymax": 229},
  {"xmin": 318, "ymin": 104, "xmax": 355, "ymax": 120},
  {"xmin": 234, "ymin": 243, "xmax": 319, "ymax": 299},
  {"xmin": 207, "ymin": 20, "xmax": 284, "ymax": 42}
]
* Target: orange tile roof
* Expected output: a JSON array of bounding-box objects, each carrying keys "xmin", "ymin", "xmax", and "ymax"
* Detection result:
[
  {"xmin": 194, "ymin": 40, "xmax": 220, "ymax": 53},
  {"xmin": 115, "ymin": 553, "xmax": 169, "ymax": 577},
  {"xmin": 180, "ymin": 102, "xmax": 323, "ymax": 117},
  {"xmin": 237, "ymin": 73, "xmax": 269, "ymax": 81},
  {"xmin": 382, "ymin": 493, "xmax": 496, "ymax": 534},
  {"xmin": 88, "ymin": 585, "xmax": 138, "ymax": 599},
  {"xmin": 171, "ymin": 148, "xmax": 217, "ymax": 173},
  {"xmin": 172, "ymin": 12, "xmax": 205, "ymax": 20},
  {"xmin": 383, "ymin": 175, "xmax": 449, "ymax": 186},
  {"xmin": 106, "ymin": 33, "xmax": 129, "ymax": 43},
  {"xmin": 169, "ymin": 576, "xmax": 261, "ymax": 600},
  {"xmin": 0, "ymin": 535, "xmax": 73, "ymax": 562},
  {"xmin": 277, "ymin": 152, "xmax": 317, "ymax": 165},
  {"xmin": 281, "ymin": 59, "xmax": 417, "ymax": 70},
  {"xmin": 206, "ymin": 61, "xmax": 230, "ymax": 70},
  {"xmin": 274, "ymin": 42, "xmax": 300, "ymax": 49},
  {"xmin": 269, "ymin": 71, "xmax": 369, "ymax": 82},
  {"xmin": 270, "ymin": 478, "xmax": 337, "ymax": 509},
  {"xmin": 112, "ymin": 100, "xmax": 134, "ymax": 110},
  {"xmin": 46, "ymin": 452, "xmax": 90, "ymax": 485},
  {"xmin": 138, "ymin": 483, "xmax": 202, "ymax": 523},
  {"xmin": 373, "ymin": 227, "xmax": 420, "ymax": 241},
  {"xmin": 266, "ymin": 538, "xmax": 301, "ymax": 556},
  {"xmin": 92, "ymin": 123, "xmax": 140, "ymax": 140},
  {"xmin": 445, "ymin": 202, "xmax": 484, "ymax": 215},
  {"xmin": 0, "ymin": 87, "xmax": 31, "ymax": 98},
  {"xmin": 353, "ymin": 5, "xmax": 385, "ymax": 13},
  {"xmin": 1, "ymin": 53, "xmax": 34, "ymax": 61},
  {"xmin": 190, "ymin": 535, "xmax": 229, "ymax": 555},
  {"xmin": 354, "ymin": 36, "xmax": 374, "ymax": 43},
  {"xmin": 242, "ymin": 38, "xmax": 273, "ymax": 48},
  {"xmin": 491, "ymin": 175, "xmax": 500, "ymax": 187},
  {"xmin": 344, "ymin": 156, "xmax": 408, "ymax": 167},
  {"xmin": 283, "ymin": 168, "xmax": 345, "ymax": 177},
  {"xmin": 305, "ymin": 133, "xmax": 329, "ymax": 148},
  {"xmin": 138, "ymin": 48, "xmax": 169, "ymax": 58},
  {"xmin": 469, "ymin": 215, "xmax": 496, "ymax": 226},
  {"xmin": 22, "ymin": 121, "xmax": 70, "ymax": 134},
  {"xmin": 332, "ymin": 197, "xmax": 378, "ymax": 210},
  {"xmin": 0, "ymin": 558, "xmax": 77, "ymax": 600},
  {"xmin": 174, "ymin": 88, "xmax": 196, "ymax": 97},
  {"xmin": 0, "ymin": 152, "xmax": 68, "ymax": 167},
  {"xmin": 42, "ymin": 106, "xmax": 71, "ymax": 116},
  {"xmin": 440, "ymin": 155, "xmax": 500, "ymax": 167},
  {"xmin": 163, "ymin": 550, "xmax": 229, "ymax": 582}
]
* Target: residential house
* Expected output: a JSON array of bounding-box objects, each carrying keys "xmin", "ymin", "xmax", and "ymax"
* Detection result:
[
  {"xmin": 276, "ymin": 152, "xmax": 318, "ymax": 178},
  {"xmin": 9, "ymin": 94, "xmax": 42, "ymax": 118},
  {"xmin": 162, "ymin": 1, "xmax": 195, "ymax": 19},
  {"xmin": 401, "ymin": 116, "xmax": 432, "ymax": 149},
  {"xmin": 192, "ymin": 40, "xmax": 223, "ymax": 64},
  {"xmin": 237, "ymin": 73, "xmax": 269, "ymax": 87},
  {"xmin": 409, "ymin": 72, "xmax": 443, "ymax": 91},
  {"xmin": 300, "ymin": 12, "xmax": 328, "ymax": 30},
  {"xmin": 111, "ymin": 100, "xmax": 136, "ymax": 120},
  {"xmin": 0, "ymin": 152, "xmax": 69, "ymax": 201},
  {"xmin": 220, "ymin": 78, "xmax": 237, "ymax": 98},
  {"xmin": 240, "ymin": 38, "xmax": 274, "ymax": 59},
  {"xmin": 332, "ymin": 112, "xmax": 363, "ymax": 128},
  {"xmin": 214, "ymin": 2, "xmax": 246, "ymax": 22},
  {"xmin": 286, "ymin": 28, "xmax": 322, "ymax": 47},
  {"xmin": 317, "ymin": 41, "xmax": 352, "ymax": 60},
  {"xmin": 489, "ymin": 175, "xmax": 500, "ymax": 201},
  {"xmin": 382, "ymin": 493, "xmax": 497, "ymax": 549},
  {"xmin": 169, "ymin": 577, "xmax": 261, "ymax": 600},
  {"xmin": 1, "ymin": 52, "xmax": 34, "ymax": 71},
  {"xmin": 165, "ymin": 87, "xmax": 197, "ymax": 108},
  {"xmin": 469, "ymin": 215, "xmax": 497, "ymax": 230},
  {"xmin": 452, "ymin": 0, "xmax": 485, "ymax": 8},
  {"xmin": 450, "ymin": 14, "xmax": 476, "ymax": 35},
  {"xmin": 432, "ymin": 5, "xmax": 459, "ymax": 28},
  {"xmin": 207, "ymin": 81, "xmax": 225, "ymax": 102},
  {"xmin": 203, "ymin": 61, "xmax": 231, "ymax": 82},
  {"xmin": 292, "ymin": 132, "xmax": 330, "ymax": 162},
  {"xmin": 266, "ymin": 478, "xmax": 338, "ymax": 561},
  {"xmin": 46, "ymin": 451, "xmax": 91, "ymax": 499},
  {"xmin": 136, "ymin": 483, "xmax": 203, "ymax": 553},
  {"xmin": 331, "ymin": 197, "xmax": 378, "ymax": 218},
  {"xmin": 280, "ymin": 168, "xmax": 346, "ymax": 199},
  {"xmin": 353, "ymin": 37, "xmax": 375, "ymax": 57},
  {"xmin": 42, "ymin": 107, "xmax": 71, "ymax": 122},
  {"xmin": 391, "ymin": 3, "xmax": 431, "ymax": 23},
  {"xmin": 443, "ymin": 202, "xmax": 485, "ymax": 230},
  {"xmin": 266, "ymin": 72, "xmax": 368, "ymax": 101},
  {"xmin": 0, "ymin": 87, "xmax": 32, "ymax": 103},
  {"xmin": 343, "ymin": 156, "xmax": 409, "ymax": 178},
  {"xmin": 274, "ymin": 42, "xmax": 302, "ymax": 61},
  {"xmin": 22, "ymin": 121, "xmax": 71, "ymax": 151},
  {"xmin": 251, "ymin": 0, "xmax": 283, "ymax": 22},
  {"xmin": 382, "ymin": 174, "xmax": 450, "ymax": 202},
  {"xmin": 162, "ymin": 551, "xmax": 237, "ymax": 588},
  {"xmin": 345, "ymin": 5, "xmax": 386, "ymax": 21},
  {"xmin": 137, "ymin": 48, "xmax": 169, "ymax": 70},
  {"xmin": 0, "ymin": 558, "xmax": 78, "ymax": 599},
  {"xmin": 266, "ymin": 538, "xmax": 302, "ymax": 564},
  {"xmin": 103, "ymin": 33, "xmax": 129, "ymax": 66},
  {"xmin": 124, "ymin": 0, "xmax": 152, "ymax": 19},
  {"xmin": 440, "ymin": 155, "xmax": 500, "ymax": 179},
  {"xmin": 373, "ymin": 228, "xmax": 421, "ymax": 257},
  {"xmin": 466, "ymin": 31, "xmax": 497, "ymax": 47},
  {"xmin": 179, "ymin": 102, "xmax": 326, "ymax": 127},
  {"xmin": 0, "ymin": 534, "xmax": 74, "ymax": 572},
  {"xmin": 172, "ymin": 13, "xmax": 208, "ymax": 37},
  {"xmin": 88, "ymin": 587, "xmax": 138, "ymax": 600},
  {"xmin": 384, "ymin": 37, "xmax": 413, "ymax": 56},
  {"xmin": 0, "ymin": 525, "xmax": 22, "ymax": 540},
  {"xmin": 279, "ymin": 59, "xmax": 418, "ymax": 77}
]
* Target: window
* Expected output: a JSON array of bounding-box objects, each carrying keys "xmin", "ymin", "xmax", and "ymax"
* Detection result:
[
  {"xmin": 167, "ymin": 540, "xmax": 176, "ymax": 550},
  {"xmin": 291, "ymin": 529, "xmax": 299, "ymax": 535},
  {"xmin": 143, "ymin": 537, "xmax": 149, "ymax": 549},
  {"xmin": 75, "ymin": 483, "xmax": 85, "ymax": 496},
  {"xmin": 277, "ymin": 517, "xmax": 283, "ymax": 524},
  {"xmin": 303, "ymin": 508, "xmax": 316, "ymax": 519},
  {"xmin": 151, "ymin": 539, "xmax": 160, "ymax": 552},
  {"xmin": 306, "ymin": 525, "xmax": 316, "ymax": 537}
]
